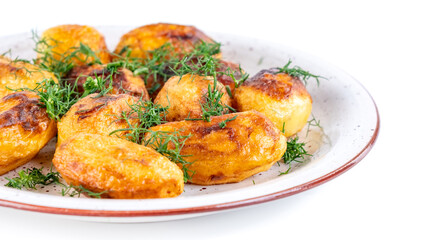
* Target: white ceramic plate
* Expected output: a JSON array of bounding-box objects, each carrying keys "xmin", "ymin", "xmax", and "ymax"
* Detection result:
[{"xmin": 0, "ymin": 27, "xmax": 379, "ymax": 222}]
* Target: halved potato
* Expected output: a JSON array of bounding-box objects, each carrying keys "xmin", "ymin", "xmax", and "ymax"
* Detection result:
[
  {"xmin": 234, "ymin": 69, "xmax": 312, "ymax": 137},
  {"xmin": 53, "ymin": 133, "xmax": 184, "ymax": 199},
  {"xmin": 0, "ymin": 56, "xmax": 57, "ymax": 98},
  {"xmin": 114, "ymin": 23, "xmax": 217, "ymax": 59},
  {"xmin": 146, "ymin": 111, "xmax": 287, "ymax": 185},
  {"xmin": 154, "ymin": 74, "xmax": 232, "ymax": 122},
  {"xmin": 38, "ymin": 25, "xmax": 111, "ymax": 66},
  {"xmin": 57, "ymin": 93, "xmax": 139, "ymax": 146},
  {"xmin": 65, "ymin": 65, "xmax": 150, "ymax": 98},
  {"xmin": 0, "ymin": 91, "xmax": 56, "ymax": 175}
]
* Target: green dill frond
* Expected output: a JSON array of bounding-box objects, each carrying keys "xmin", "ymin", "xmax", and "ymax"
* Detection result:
[
  {"xmin": 306, "ymin": 114, "xmax": 323, "ymax": 137},
  {"xmin": 218, "ymin": 115, "xmax": 238, "ymax": 128},
  {"xmin": 276, "ymin": 59, "xmax": 325, "ymax": 86},
  {"xmin": 109, "ymin": 98, "xmax": 168, "ymax": 144},
  {"xmin": 61, "ymin": 184, "xmax": 107, "ymax": 198},
  {"xmin": 283, "ymin": 136, "xmax": 311, "ymax": 165},
  {"xmin": 144, "ymin": 130, "xmax": 194, "ymax": 182},
  {"xmin": 227, "ymin": 65, "xmax": 249, "ymax": 89},
  {"xmin": 21, "ymin": 72, "xmax": 113, "ymax": 121},
  {"xmin": 4, "ymin": 167, "xmax": 60, "ymax": 190}
]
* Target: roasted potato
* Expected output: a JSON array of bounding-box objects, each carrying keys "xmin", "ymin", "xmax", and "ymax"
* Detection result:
[
  {"xmin": 65, "ymin": 65, "xmax": 150, "ymax": 98},
  {"xmin": 114, "ymin": 23, "xmax": 217, "ymax": 59},
  {"xmin": 154, "ymin": 74, "xmax": 232, "ymax": 122},
  {"xmin": 234, "ymin": 69, "xmax": 312, "ymax": 137},
  {"xmin": 57, "ymin": 93, "xmax": 139, "ymax": 146},
  {"xmin": 147, "ymin": 111, "xmax": 287, "ymax": 185},
  {"xmin": 0, "ymin": 91, "xmax": 56, "ymax": 175},
  {"xmin": 53, "ymin": 133, "xmax": 184, "ymax": 199},
  {"xmin": 38, "ymin": 25, "xmax": 111, "ymax": 66},
  {"xmin": 145, "ymin": 59, "xmax": 245, "ymax": 100},
  {"xmin": 0, "ymin": 56, "xmax": 57, "ymax": 98}
]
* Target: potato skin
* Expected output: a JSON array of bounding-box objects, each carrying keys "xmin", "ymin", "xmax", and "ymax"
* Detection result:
[
  {"xmin": 147, "ymin": 111, "xmax": 287, "ymax": 185},
  {"xmin": 0, "ymin": 56, "xmax": 57, "ymax": 98},
  {"xmin": 57, "ymin": 93, "xmax": 139, "ymax": 146},
  {"xmin": 65, "ymin": 65, "xmax": 150, "ymax": 98},
  {"xmin": 38, "ymin": 25, "xmax": 111, "ymax": 66},
  {"xmin": 0, "ymin": 91, "xmax": 56, "ymax": 175},
  {"xmin": 234, "ymin": 69, "xmax": 312, "ymax": 137},
  {"xmin": 53, "ymin": 133, "xmax": 184, "ymax": 199},
  {"xmin": 114, "ymin": 23, "xmax": 216, "ymax": 59},
  {"xmin": 154, "ymin": 74, "xmax": 232, "ymax": 122}
]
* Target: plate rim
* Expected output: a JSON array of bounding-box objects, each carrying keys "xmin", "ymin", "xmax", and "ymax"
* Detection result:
[{"xmin": 0, "ymin": 30, "xmax": 380, "ymax": 218}]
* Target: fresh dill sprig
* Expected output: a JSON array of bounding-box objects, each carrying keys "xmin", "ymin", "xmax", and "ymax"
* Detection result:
[
  {"xmin": 186, "ymin": 78, "xmax": 235, "ymax": 122},
  {"xmin": 276, "ymin": 59, "xmax": 325, "ymax": 86},
  {"xmin": 61, "ymin": 184, "xmax": 107, "ymax": 198},
  {"xmin": 227, "ymin": 65, "xmax": 249, "ymax": 89},
  {"xmin": 3, "ymin": 166, "xmax": 107, "ymax": 198},
  {"xmin": 4, "ymin": 167, "xmax": 60, "ymax": 190},
  {"xmin": 218, "ymin": 115, "xmax": 237, "ymax": 128},
  {"xmin": 109, "ymin": 98, "xmax": 169, "ymax": 144},
  {"xmin": 144, "ymin": 130, "xmax": 194, "ymax": 182},
  {"xmin": 21, "ymin": 73, "xmax": 113, "ymax": 121},
  {"xmin": 280, "ymin": 122, "xmax": 312, "ymax": 174},
  {"xmin": 306, "ymin": 114, "xmax": 323, "ymax": 137},
  {"xmin": 283, "ymin": 136, "xmax": 311, "ymax": 165}
]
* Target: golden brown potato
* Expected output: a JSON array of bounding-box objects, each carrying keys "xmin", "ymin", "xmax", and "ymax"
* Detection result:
[
  {"xmin": 0, "ymin": 91, "xmax": 56, "ymax": 175},
  {"xmin": 38, "ymin": 25, "xmax": 111, "ymax": 66},
  {"xmin": 0, "ymin": 56, "xmax": 57, "ymax": 98},
  {"xmin": 65, "ymin": 65, "xmax": 150, "ymax": 98},
  {"xmin": 147, "ymin": 111, "xmax": 287, "ymax": 185},
  {"xmin": 154, "ymin": 74, "xmax": 232, "ymax": 122},
  {"xmin": 234, "ymin": 69, "xmax": 312, "ymax": 137},
  {"xmin": 53, "ymin": 133, "xmax": 184, "ymax": 199},
  {"xmin": 145, "ymin": 59, "xmax": 245, "ymax": 100},
  {"xmin": 114, "ymin": 23, "xmax": 217, "ymax": 59},
  {"xmin": 57, "ymin": 93, "xmax": 139, "ymax": 146}
]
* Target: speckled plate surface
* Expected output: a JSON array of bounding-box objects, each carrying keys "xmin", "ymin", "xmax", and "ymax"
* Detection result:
[{"xmin": 0, "ymin": 27, "xmax": 379, "ymax": 222}]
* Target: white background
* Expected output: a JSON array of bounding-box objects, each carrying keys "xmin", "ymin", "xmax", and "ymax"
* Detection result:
[{"xmin": 0, "ymin": 0, "xmax": 426, "ymax": 239}]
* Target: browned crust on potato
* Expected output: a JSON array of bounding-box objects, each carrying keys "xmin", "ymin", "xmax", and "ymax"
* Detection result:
[
  {"xmin": 242, "ymin": 69, "xmax": 309, "ymax": 101},
  {"xmin": 0, "ymin": 92, "xmax": 50, "ymax": 133},
  {"xmin": 114, "ymin": 23, "xmax": 215, "ymax": 58},
  {"xmin": 57, "ymin": 93, "xmax": 140, "ymax": 146},
  {"xmin": 147, "ymin": 111, "xmax": 287, "ymax": 185}
]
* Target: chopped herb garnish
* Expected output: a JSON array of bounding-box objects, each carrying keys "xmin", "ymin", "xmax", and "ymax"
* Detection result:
[
  {"xmin": 276, "ymin": 59, "xmax": 325, "ymax": 85},
  {"xmin": 281, "ymin": 122, "xmax": 312, "ymax": 173},
  {"xmin": 61, "ymin": 184, "xmax": 107, "ymax": 198},
  {"xmin": 306, "ymin": 114, "xmax": 323, "ymax": 137},
  {"xmin": 218, "ymin": 115, "xmax": 237, "ymax": 128},
  {"xmin": 20, "ymin": 73, "xmax": 113, "ymax": 121},
  {"xmin": 144, "ymin": 130, "xmax": 194, "ymax": 182},
  {"xmin": 109, "ymin": 98, "xmax": 168, "ymax": 144},
  {"xmin": 4, "ymin": 167, "xmax": 60, "ymax": 190}
]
